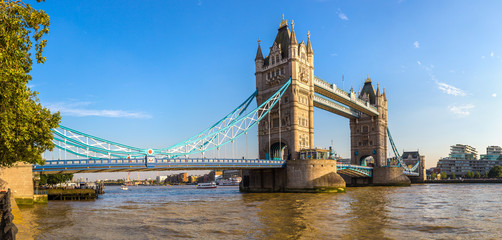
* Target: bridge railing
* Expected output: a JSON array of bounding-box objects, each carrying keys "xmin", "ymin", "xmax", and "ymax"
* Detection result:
[{"xmin": 35, "ymin": 158, "xmax": 286, "ymax": 168}]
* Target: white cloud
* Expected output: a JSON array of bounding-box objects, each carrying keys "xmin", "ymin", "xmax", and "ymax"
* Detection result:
[
  {"xmin": 47, "ymin": 101, "xmax": 152, "ymax": 119},
  {"xmin": 414, "ymin": 41, "xmax": 420, "ymax": 48},
  {"xmin": 482, "ymin": 56, "xmax": 486, "ymax": 59},
  {"xmin": 417, "ymin": 60, "xmax": 421, "ymax": 65},
  {"xmin": 448, "ymin": 104, "xmax": 474, "ymax": 118},
  {"xmin": 337, "ymin": 9, "xmax": 349, "ymax": 21},
  {"xmin": 492, "ymin": 93, "xmax": 497, "ymax": 97},
  {"xmin": 436, "ymin": 81, "xmax": 466, "ymax": 96},
  {"xmin": 490, "ymin": 51, "xmax": 494, "ymax": 57},
  {"xmin": 330, "ymin": 53, "xmax": 337, "ymax": 56}
]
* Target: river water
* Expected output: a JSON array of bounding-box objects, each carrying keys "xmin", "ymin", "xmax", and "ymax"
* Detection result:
[{"xmin": 19, "ymin": 184, "xmax": 502, "ymax": 239}]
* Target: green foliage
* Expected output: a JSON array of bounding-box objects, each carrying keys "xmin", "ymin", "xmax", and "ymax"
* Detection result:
[
  {"xmin": 431, "ymin": 172, "xmax": 437, "ymax": 180},
  {"xmin": 451, "ymin": 172, "xmax": 456, "ymax": 179},
  {"xmin": 474, "ymin": 171, "xmax": 481, "ymax": 178},
  {"xmin": 39, "ymin": 173, "xmax": 73, "ymax": 185},
  {"xmin": 0, "ymin": 0, "xmax": 60, "ymax": 167},
  {"xmin": 440, "ymin": 172, "xmax": 447, "ymax": 179},
  {"xmin": 466, "ymin": 171, "xmax": 473, "ymax": 178},
  {"xmin": 488, "ymin": 166, "xmax": 502, "ymax": 178}
]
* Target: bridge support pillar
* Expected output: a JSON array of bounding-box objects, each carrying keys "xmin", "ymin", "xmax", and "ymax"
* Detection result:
[
  {"xmin": 372, "ymin": 166, "xmax": 410, "ymax": 186},
  {"xmin": 0, "ymin": 163, "xmax": 34, "ymax": 204},
  {"xmin": 240, "ymin": 160, "xmax": 346, "ymax": 193},
  {"xmin": 240, "ymin": 168, "xmax": 286, "ymax": 192}
]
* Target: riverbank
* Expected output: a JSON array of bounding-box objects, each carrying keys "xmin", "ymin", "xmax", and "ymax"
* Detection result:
[
  {"xmin": 424, "ymin": 179, "xmax": 502, "ymax": 184},
  {"xmin": 47, "ymin": 189, "xmax": 98, "ymax": 200}
]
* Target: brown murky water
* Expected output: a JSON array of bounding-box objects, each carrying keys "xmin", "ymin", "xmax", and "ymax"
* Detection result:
[{"xmin": 19, "ymin": 184, "xmax": 502, "ymax": 239}]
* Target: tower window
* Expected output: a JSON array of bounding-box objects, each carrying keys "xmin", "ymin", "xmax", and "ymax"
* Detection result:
[
  {"xmin": 273, "ymin": 118, "xmax": 279, "ymax": 128},
  {"xmin": 281, "ymin": 68, "xmax": 285, "ymax": 75}
]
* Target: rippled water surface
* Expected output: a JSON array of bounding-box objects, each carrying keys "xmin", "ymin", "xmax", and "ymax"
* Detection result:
[{"xmin": 19, "ymin": 184, "xmax": 502, "ymax": 239}]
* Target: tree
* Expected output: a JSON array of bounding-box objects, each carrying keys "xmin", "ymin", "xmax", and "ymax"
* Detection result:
[
  {"xmin": 488, "ymin": 166, "xmax": 502, "ymax": 178},
  {"xmin": 451, "ymin": 172, "xmax": 456, "ymax": 179},
  {"xmin": 466, "ymin": 171, "xmax": 473, "ymax": 179},
  {"xmin": 0, "ymin": 0, "xmax": 60, "ymax": 167},
  {"xmin": 39, "ymin": 173, "xmax": 73, "ymax": 186},
  {"xmin": 431, "ymin": 172, "xmax": 437, "ymax": 180},
  {"xmin": 440, "ymin": 172, "xmax": 447, "ymax": 179},
  {"xmin": 474, "ymin": 171, "xmax": 481, "ymax": 178}
]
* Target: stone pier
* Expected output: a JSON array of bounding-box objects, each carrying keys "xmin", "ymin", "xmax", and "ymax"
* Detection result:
[
  {"xmin": 0, "ymin": 163, "xmax": 34, "ymax": 205},
  {"xmin": 372, "ymin": 166, "xmax": 410, "ymax": 186},
  {"xmin": 240, "ymin": 159, "xmax": 346, "ymax": 193}
]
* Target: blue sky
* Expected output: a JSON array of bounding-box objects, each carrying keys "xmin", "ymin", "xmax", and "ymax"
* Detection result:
[{"xmin": 29, "ymin": 0, "xmax": 502, "ymax": 179}]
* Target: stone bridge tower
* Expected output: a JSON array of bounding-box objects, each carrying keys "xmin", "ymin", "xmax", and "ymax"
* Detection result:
[
  {"xmin": 241, "ymin": 16, "xmax": 346, "ymax": 193},
  {"xmin": 350, "ymin": 78, "xmax": 388, "ymax": 167},
  {"xmin": 254, "ymin": 15, "xmax": 314, "ymax": 161},
  {"xmin": 349, "ymin": 77, "xmax": 410, "ymax": 185}
]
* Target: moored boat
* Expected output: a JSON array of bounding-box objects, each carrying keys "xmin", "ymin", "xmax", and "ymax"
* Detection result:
[{"xmin": 120, "ymin": 185, "xmax": 128, "ymax": 190}]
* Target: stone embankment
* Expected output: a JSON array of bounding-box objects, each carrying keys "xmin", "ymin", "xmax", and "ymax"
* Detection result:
[
  {"xmin": 424, "ymin": 179, "xmax": 502, "ymax": 184},
  {"xmin": 0, "ymin": 190, "xmax": 17, "ymax": 240}
]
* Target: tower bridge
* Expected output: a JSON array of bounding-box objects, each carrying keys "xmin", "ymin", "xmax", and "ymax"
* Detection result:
[{"xmin": 4, "ymin": 16, "xmax": 423, "ymax": 201}]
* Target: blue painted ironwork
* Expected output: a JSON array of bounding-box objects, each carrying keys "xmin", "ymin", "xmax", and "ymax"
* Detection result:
[
  {"xmin": 155, "ymin": 78, "xmax": 291, "ymax": 157},
  {"xmin": 387, "ymin": 127, "xmax": 420, "ymax": 172},
  {"xmin": 47, "ymin": 79, "xmax": 289, "ymax": 161},
  {"xmin": 33, "ymin": 158, "xmax": 286, "ymax": 174},
  {"xmin": 337, "ymin": 163, "xmax": 373, "ymax": 177}
]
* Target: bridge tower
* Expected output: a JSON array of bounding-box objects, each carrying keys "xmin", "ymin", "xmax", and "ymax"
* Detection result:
[
  {"xmin": 349, "ymin": 78, "xmax": 410, "ymax": 186},
  {"xmin": 350, "ymin": 78, "xmax": 388, "ymax": 167},
  {"xmin": 241, "ymin": 16, "xmax": 345, "ymax": 193},
  {"xmin": 254, "ymin": 16, "xmax": 314, "ymax": 161}
]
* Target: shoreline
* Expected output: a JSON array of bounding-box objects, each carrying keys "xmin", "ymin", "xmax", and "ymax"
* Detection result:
[{"xmin": 422, "ymin": 179, "xmax": 502, "ymax": 184}]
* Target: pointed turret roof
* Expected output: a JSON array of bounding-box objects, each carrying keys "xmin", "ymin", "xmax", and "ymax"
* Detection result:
[
  {"xmin": 255, "ymin": 38, "xmax": 263, "ymax": 60},
  {"xmin": 359, "ymin": 76, "xmax": 376, "ymax": 105},
  {"xmin": 272, "ymin": 15, "xmax": 291, "ymax": 59},
  {"xmin": 306, "ymin": 31, "xmax": 313, "ymax": 54}
]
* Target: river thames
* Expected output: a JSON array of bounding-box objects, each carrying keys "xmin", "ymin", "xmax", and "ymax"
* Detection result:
[{"xmin": 19, "ymin": 184, "xmax": 502, "ymax": 239}]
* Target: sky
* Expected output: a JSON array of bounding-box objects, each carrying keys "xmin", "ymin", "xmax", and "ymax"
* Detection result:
[{"xmin": 28, "ymin": 0, "xmax": 502, "ymax": 180}]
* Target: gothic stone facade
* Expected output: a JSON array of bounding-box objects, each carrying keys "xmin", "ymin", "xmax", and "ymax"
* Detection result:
[
  {"xmin": 350, "ymin": 79, "xmax": 388, "ymax": 167},
  {"xmin": 255, "ymin": 18, "xmax": 314, "ymax": 161}
]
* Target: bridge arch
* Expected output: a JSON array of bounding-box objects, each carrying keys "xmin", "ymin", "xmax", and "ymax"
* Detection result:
[
  {"xmin": 360, "ymin": 155, "xmax": 374, "ymax": 167},
  {"xmin": 270, "ymin": 142, "xmax": 289, "ymax": 160}
]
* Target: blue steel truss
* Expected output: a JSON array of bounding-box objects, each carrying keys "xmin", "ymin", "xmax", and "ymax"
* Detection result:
[
  {"xmin": 387, "ymin": 127, "xmax": 420, "ymax": 172},
  {"xmin": 48, "ymin": 79, "xmax": 290, "ymax": 160}
]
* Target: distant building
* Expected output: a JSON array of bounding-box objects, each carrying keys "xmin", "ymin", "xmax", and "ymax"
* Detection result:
[
  {"xmin": 178, "ymin": 173, "xmax": 188, "ymax": 183},
  {"xmin": 156, "ymin": 175, "xmax": 167, "ymax": 183},
  {"xmin": 402, "ymin": 151, "xmax": 426, "ymax": 181},
  {"xmin": 437, "ymin": 145, "xmax": 502, "ymax": 176},
  {"xmin": 449, "ymin": 144, "xmax": 478, "ymax": 160},
  {"xmin": 481, "ymin": 146, "xmax": 502, "ymax": 160}
]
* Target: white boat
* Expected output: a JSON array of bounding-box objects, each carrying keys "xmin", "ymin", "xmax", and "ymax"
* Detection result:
[
  {"xmin": 219, "ymin": 177, "xmax": 242, "ymax": 186},
  {"xmin": 197, "ymin": 182, "xmax": 217, "ymax": 189},
  {"xmin": 120, "ymin": 185, "xmax": 128, "ymax": 190}
]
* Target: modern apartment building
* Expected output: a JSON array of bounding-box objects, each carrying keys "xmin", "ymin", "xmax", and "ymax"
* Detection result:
[{"xmin": 437, "ymin": 145, "xmax": 502, "ymax": 176}]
